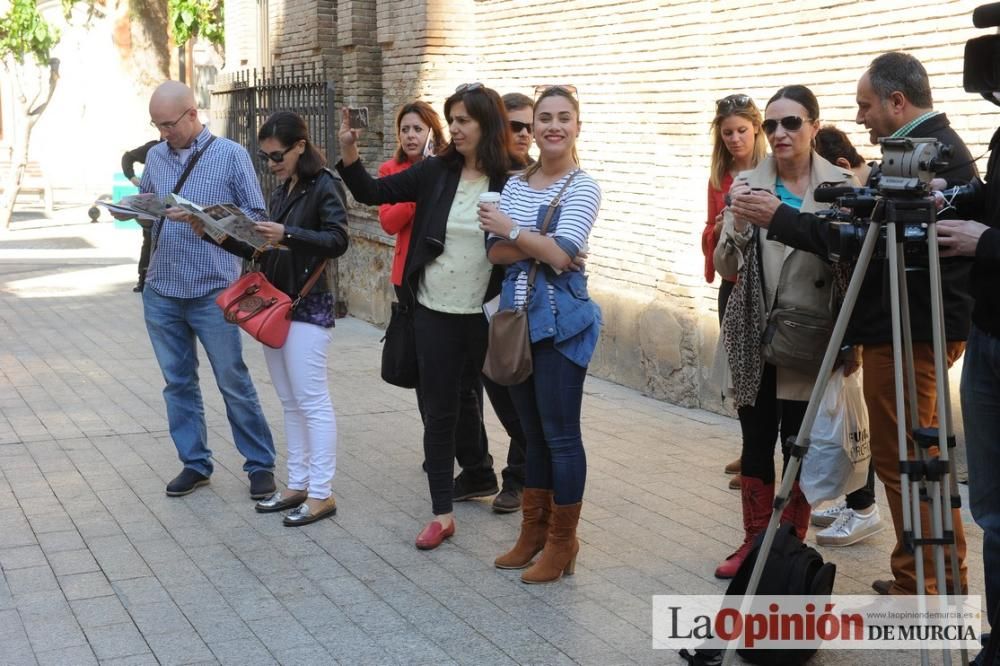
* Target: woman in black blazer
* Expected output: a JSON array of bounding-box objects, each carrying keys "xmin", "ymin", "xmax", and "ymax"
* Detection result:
[{"xmin": 337, "ymin": 84, "xmax": 516, "ymax": 549}]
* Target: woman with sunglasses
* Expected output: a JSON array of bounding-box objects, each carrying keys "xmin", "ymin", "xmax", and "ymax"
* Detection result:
[
  {"xmin": 338, "ymin": 83, "xmax": 516, "ymax": 550},
  {"xmin": 478, "ymin": 85, "xmax": 602, "ymax": 584},
  {"xmin": 705, "ymin": 93, "xmax": 767, "ymax": 490},
  {"xmin": 712, "ymin": 85, "xmax": 857, "ymax": 578},
  {"xmin": 188, "ymin": 111, "xmax": 349, "ymax": 526}
]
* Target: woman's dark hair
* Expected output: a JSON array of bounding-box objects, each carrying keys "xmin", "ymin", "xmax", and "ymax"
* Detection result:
[
  {"xmin": 815, "ymin": 125, "xmax": 864, "ymax": 168},
  {"xmin": 766, "ymin": 85, "xmax": 820, "ymax": 122},
  {"xmin": 258, "ymin": 111, "xmax": 326, "ymax": 179},
  {"xmin": 394, "ymin": 100, "xmax": 447, "ymax": 163},
  {"xmin": 438, "ymin": 85, "xmax": 513, "ymax": 180}
]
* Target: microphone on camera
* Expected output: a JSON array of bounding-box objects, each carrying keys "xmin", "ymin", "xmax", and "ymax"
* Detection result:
[{"xmin": 973, "ymin": 2, "xmax": 1000, "ymax": 28}]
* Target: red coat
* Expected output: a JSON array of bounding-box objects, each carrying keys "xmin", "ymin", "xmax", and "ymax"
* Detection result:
[
  {"xmin": 377, "ymin": 157, "xmax": 418, "ymax": 286},
  {"xmin": 702, "ymin": 171, "xmax": 736, "ymax": 284}
]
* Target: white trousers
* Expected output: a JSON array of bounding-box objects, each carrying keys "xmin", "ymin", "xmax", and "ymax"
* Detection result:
[{"xmin": 263, "ymin": 321, "xmax": 337, "ymax": 500}]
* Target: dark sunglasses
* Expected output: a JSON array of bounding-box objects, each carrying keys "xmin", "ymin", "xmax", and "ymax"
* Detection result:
[
  {"xmin": 455, "ymin": 82, "xmax": 484, "ymax": 94},
  {"xmin": 256, "ymin": 144, "xmax": 296, "ymax": 163},
  {"xmin": 716, "ymin": 94, "xmax": 754, "ymax": 114},
  {"xmin": 762, "ymin": 115, "xmax": 809, "ymax": 134},
  {"xmin": 533, "ymin": 84, "xmax": 578, "ymax": 100},
  {"xmin": 510, "ymin": 120, "xmax": 533, "ymax": 134}
]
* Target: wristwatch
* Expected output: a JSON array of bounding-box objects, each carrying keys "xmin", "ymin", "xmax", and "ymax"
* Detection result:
[{"xmin": 507, "ymin": 226, "xmax": 521, "ymax": 241}]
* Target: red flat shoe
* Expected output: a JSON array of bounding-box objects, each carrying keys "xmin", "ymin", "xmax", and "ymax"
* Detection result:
[{"xmin": 415, "ymin": 520, "xmax": 455, "ymax": 550}]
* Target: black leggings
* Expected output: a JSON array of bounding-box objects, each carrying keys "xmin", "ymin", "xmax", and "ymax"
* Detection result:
[{"xmin": 738, "ymin": 364, "xmax": 807, "ymax": 484}]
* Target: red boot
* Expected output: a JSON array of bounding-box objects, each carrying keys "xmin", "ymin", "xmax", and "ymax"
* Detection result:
[
  {"xmin": 715, "ymin": 477, "xmax": 774, "ymax": 579},
  {"xmin": 779, "ymin": 481, "xmax": 810, "ymax": 540}
]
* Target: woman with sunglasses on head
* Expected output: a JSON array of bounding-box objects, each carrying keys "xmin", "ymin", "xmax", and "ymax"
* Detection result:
[
  {"xmin": 337, "ymin": 83, "xmax": 516, "ymax": 550},
  {"xmin": 712, "ymin": 85, "xmax": 857, "ymax": 578},
  {"xmin": 190, "ymin": 110, "xmax": 349, "ymax": 526},
  {"xmin": 705, "ymin": 93, "xmax": 767, "ymax": 489},
  {"xmin": 478, "ymin": 85, "xmax": 602, "ymax": 584}
]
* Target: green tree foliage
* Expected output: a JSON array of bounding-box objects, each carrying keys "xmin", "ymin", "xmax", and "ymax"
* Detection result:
[
  {"xmin": 168, "ymin": 0, "xmax": 223, "ymax": 47},
  {"xmin": 0, "ymin": 0, "xmax": 60, "ymax": 65}
]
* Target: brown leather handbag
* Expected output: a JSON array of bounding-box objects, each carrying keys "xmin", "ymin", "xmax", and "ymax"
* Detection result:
[{"xmin": 482, "ymin": 171, "xmax": 578, "ymax": 386}]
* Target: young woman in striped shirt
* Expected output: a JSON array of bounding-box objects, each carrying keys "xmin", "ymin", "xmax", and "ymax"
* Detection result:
[{"xmin": 479, "ymin": 85, "xmax": 602, "ymax": 583}]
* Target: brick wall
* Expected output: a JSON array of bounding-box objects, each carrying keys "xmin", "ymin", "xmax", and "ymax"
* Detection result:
[{"xmin": 223, "ymin": 0, "xmax": 996, "ymax": 408}]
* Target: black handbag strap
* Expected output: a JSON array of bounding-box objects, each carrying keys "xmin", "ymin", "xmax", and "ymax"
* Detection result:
[
  {"xmin": 152, "ymin": 135, "xmax": 218, "ymax": 251},
  {"xmin": 524, "ymin": 169, "xmax": 580, "ymax": 301}
]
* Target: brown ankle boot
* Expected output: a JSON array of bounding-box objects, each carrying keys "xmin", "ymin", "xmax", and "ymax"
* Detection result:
[
  {"xmin": 715, "ymin": 477, "xmax": 774, "ymax": 579},
  {"xmin": 495, "ymin": 489, "xmax": 553, "ymax": 569},
  {"xmin": 779, "ymin": 481, "xmax": 810, "ymax": 540},
  {"xmin": 521, "ymin": 502, "xmax": 581, "ymax": 584}
]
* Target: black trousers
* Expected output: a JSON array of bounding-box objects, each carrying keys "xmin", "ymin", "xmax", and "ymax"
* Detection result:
[
  {"xmin": 138, "ymin": 224, "xmax": 152, "ymax": 280},
  {"xmin": 483, "ymin": 375, "xmax": 527, "ymax": 489},
  {"xmin": 738, "ymin": 364, "xmax": 807, "ymax": 484},
  {"xmin": 413, "ymin": 305, "xmax": 490, "ymax": 515}
]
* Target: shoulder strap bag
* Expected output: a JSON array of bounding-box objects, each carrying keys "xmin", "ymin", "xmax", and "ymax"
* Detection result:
[{"xmin": 482, "ymin": 170, "xmax": 579, "ymax": 386}]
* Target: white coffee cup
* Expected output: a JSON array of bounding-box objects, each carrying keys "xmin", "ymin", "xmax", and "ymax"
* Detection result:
[{"xmin": 478, "ymin": 192, "xmax": 501, "ymax": 208}]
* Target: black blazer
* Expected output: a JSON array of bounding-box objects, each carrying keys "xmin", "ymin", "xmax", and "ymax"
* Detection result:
[
  {"xmin": 337, "ymin": 156, "xmax": 508, "ymax": 311},
  {"xmin": 218, "ymin": 168, "xmax": 349, "ymax": 297}
]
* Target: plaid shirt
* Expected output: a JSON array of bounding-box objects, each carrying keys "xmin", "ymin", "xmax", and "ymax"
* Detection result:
[{"xmin": 140, "ymin": 126, "xmax": 266, "ymax": 299}]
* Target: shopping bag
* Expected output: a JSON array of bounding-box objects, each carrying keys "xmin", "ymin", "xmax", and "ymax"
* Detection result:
[{"xmin": 800, "ymin": 369, "xmax": 871, "ymax": 505}]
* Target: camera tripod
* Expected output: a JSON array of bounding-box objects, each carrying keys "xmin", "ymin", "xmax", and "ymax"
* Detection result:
[{"xmin": 721, "ymin": 193, "xmax": 970, "ymax": 666}]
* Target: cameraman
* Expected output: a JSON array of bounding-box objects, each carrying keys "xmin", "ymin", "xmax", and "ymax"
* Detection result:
[
  {"xmin": 730, "ymin": 51, "xmax": 977, "ymax": 599},
  {"xmin": 938, "ymin": 157, "xmax": 1000, "ymax": 663}
]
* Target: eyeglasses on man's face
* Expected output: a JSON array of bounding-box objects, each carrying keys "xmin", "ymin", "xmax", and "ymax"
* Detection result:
[
  {"xmin": 257, "ymin": 144, "xmax": 296, "ymax": 164},
  {"xmin": 510, "ymin": 120, "xmax": 533, "ymax": 134},
  {"xmin": 150, "ymin": 108, "xmax": 194, "ymax": 130},
  {"xmin": 716, "ymin": 94, "xmax": 754, "ymax": 114},
  {"xmin": 762, "ymin": 115, "xmax": 809, "ymax": 135}
]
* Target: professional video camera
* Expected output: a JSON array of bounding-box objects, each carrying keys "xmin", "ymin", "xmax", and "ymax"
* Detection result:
[{"xmin": 816, "ymin": 138, "xmax": 956, "ymax": 262}]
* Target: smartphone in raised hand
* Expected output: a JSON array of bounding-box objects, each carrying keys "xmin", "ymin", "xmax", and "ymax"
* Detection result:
[{"xmin": 347, "ymin": 107, "xmax": 369, "ymax": 130}]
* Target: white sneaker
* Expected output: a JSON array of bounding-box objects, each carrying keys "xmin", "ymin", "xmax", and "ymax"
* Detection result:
[
  {"xmin": 810, "ymin": 500, "xmax": 846, "ymax": 527},
  {"xmin": 816, "ymin": 506, "xmax": 885, "ymax": 547}
]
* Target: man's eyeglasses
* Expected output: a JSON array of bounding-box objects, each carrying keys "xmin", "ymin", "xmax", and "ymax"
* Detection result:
[
  {"xmin": 533, "ymin": 85, "xmax": 578, "ymax": 100},
  {"xmin": 150, "ymin": 108, "xmax": 193, "ymax": 130},
  {"xmin": 716, "ymin": 94, "xmax": 754, "ymax": 114},
  {"xmin": 455, "ymin": 82, "xmax": 485, "ymax": 94},
  {"xmin": 510, "ymin": 120, "xmax": 533, "ymax": 134},
  {"xmin": 257, "ymin": 145, "xmax": 296, "ymax": 163},
  {"xmin": 762, "ymin": 115, "xmax": 809, "ymax": 135}
]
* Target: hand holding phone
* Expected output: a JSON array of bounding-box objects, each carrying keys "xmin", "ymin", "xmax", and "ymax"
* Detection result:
[{"xmin": 347, "ymin": 107, "xmax": 369, "ymax": 130}]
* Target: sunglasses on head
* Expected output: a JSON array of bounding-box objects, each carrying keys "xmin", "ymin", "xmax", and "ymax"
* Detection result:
[
  {"xmin": 533, "ymin": 84, "xmax": 578, "ymax": 100},
  {"xmin": 256, "ymin": 144, "xmax": 296, "ymax": 163},
  {"xmin": 762, "ymin": 115, "xmax": 809, "ymax": 134},
  {"xmin": 455, "ymin": 82, "xmax": 485, "ymax": 94},
  {"xmin": 510, "ymin": 120, "xmax": 533, "ymax": 134},
  {"xmin": 716, "ymin": 94, "xmax": 754, "ymax": 114}
]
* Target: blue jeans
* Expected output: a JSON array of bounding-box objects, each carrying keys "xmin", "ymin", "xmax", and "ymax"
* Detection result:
[
  {"xmin": 961, "ymin": 325, "xmax": 1000, "ymax": 634},
  {"xmin": 143, "ymin": 287, "xmax": 275, "ymax": 477},
  {"xmin": 508, "ymin": 339, "xmax": 588, "ymax": 505}
]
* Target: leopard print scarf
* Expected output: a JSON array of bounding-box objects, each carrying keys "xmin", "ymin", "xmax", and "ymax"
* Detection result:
[{"xmin": 721, "ymin": 228, "xmax": 766, "ymax": 408}]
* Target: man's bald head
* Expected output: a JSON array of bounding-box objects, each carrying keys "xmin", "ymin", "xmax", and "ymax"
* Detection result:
[
  {"xmin": 150, "ymin": 81, "xmax": 196, "ymax": 115},
  {"xmin": 149, "ymin": 81, "xmax": 202, "ymax": 149}
]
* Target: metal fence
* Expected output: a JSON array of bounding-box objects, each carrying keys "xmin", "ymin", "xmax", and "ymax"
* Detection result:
[{"xmin": 210, "ymin": 62, "xmax": 336, "ymax": 199}]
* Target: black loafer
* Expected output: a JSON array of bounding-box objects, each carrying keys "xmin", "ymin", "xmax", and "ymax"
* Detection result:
[
  {"xmin": 453, "ymin": 472, "xmax": 499, "ymax": 501},
  {"xmin": 255, "ymin": 489, "xmax": 307, "ymax": 513},
  {"xmin": 166, "ymin": 469, "xmax": 210, "ymax": 497},
  {"xmin": 249, "ymin": 471, "xmax": 276, "ymax": 500},
  {"xmin": 492, "ymin": 485, "xmax": 523, "ymax": 513}
]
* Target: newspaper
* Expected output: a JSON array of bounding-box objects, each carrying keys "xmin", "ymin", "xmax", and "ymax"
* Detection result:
[
  {"xmin": 167, "ymin": 193, "xmax": 271, "ymax": 252},
  {"xmin": 96, "ymin": 193, "xmax": 170, "ymax": 221}
]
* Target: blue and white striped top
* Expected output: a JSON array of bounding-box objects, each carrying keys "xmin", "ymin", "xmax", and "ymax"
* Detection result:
[
  {"xmin": 495, "ymin": 169, "xmax": 601, "ymax": 308},
  {"xmin": 141, "ymin": 126, "xmax": 267, "ymax": 299}
]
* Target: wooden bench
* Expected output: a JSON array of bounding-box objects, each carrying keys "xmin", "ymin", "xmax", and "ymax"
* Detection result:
[{"xmin": 0, "ymin": 161, "xmax": 54, "ymax": 216}]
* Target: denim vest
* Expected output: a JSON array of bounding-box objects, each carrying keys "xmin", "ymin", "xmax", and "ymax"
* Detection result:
[{"xmin": 499, "ymin": 263, "xmax": 602, "ymax": 368}]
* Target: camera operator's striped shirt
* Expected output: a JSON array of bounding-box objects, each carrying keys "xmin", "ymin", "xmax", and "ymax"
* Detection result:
[
  {"xmin": 493, "ymin": 169, "xmax": 601, "ymax": 310},
  {"xmin": 140, "ymin": 126, "xmax": 266, "ymax": 299}
]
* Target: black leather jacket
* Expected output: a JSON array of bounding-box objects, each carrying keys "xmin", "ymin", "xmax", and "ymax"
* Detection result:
[{"xmin": 218, "ymin": 168, "xmax": 349, "ymax": 297}]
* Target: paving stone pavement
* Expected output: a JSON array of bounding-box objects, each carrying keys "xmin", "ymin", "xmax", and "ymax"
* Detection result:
[{"xmin": 0, "ymin": 207, "xmax": 986, "ymax": 665}]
